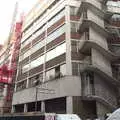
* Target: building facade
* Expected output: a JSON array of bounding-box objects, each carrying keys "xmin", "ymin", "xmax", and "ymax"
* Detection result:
[{"xmin": 12, "ymin": 0, "xmax": 120, "ymax": 119}]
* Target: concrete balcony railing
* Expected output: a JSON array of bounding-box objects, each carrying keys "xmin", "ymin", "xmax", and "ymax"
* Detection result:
[
  {"xmin": 78, "ymin": 18, "xmax": 109, "ymax": 37},
  {"xmin": 105, "ymin": 22, "xmax": 120, "ymax": 37},
  {"xmin": 78, "ymin": 40, "xmax": 120, "ymax": 61},
  {"xmin": 80, "ymin": 63, "xmax": 118, "ymax": 109},
  {"xmin": 82, "ymin": 84, "xmax": 95, "ymax": 96},
  {"xmin": 77, "ymin": 0, "xmax": 119, "ymax": 21},
  {"xmin": 106, "ymin": 5, "xmax": 120, "ymax": 14},
  {"xmin": 82, "ymin": 0, "xmax": 101, "ymax": 9},
  {"xmin": 77, "ymin": 0, "xmax": 104, "ymax": 18},
  {"xmin": 80, "ymin": 61, "xmax": 120, "ymax": 87}
]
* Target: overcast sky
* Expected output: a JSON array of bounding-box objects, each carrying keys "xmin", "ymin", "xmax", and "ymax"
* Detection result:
[
  {"xmin": 0, "ymin": 0, "xmax": 120, "ymax": 45},
  {"xmin": 0, "ymin": 0, "xmax": 38, "ymax": 45}
]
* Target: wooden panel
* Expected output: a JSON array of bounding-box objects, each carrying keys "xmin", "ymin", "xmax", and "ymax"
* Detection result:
[
  {"xmin": 46, "ymin": 33, "xmax": 65, "ymax": 50},
  {"xmin": 21, "ymin": 43, "xmax": 31, "ymax": 53},
  {"xmin": 70, "ymin": 15, "xmax": 80, "ymax": 21},
  {"xmin": 29, "ymin": 64, "xmax": 43, "ymax": 76},
  {"xmin": 19, "ymin": 57, "xmax": 29, "ymax": 66},
  {"xmin": 17, "ymin": 72, "xmax": 28, "ymax": 81},
  {"xmin": 71, "ymin": 52, "xmax": 85, "ymax": 60},
  {"xmin": 47, "ymin": 16, "xmax": 65, "ymax": 34},
  {"xmin": 32, "ymin": 32, "xmax": 45, "ymax": 45},
  {"xmin": 45, "ymin": 53, "xmax": 66, "ymax": 69},
  {"xmin": 30, "ymin": 47, "xmax": 44, "ymax": 60},
  {"xmin": 71, "ymin": 32, "xmax": 81, "ymax": 39}
]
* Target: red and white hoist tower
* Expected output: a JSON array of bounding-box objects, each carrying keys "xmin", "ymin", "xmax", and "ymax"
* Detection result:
[{"xmin": 0, "ymin": 2, "xmax": 23, "ymax": 113}]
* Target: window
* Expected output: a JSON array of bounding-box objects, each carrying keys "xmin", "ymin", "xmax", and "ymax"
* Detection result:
[
  {"xmin": 60, "ymin": 64, "xmax": 66, "ymax": 76},
  {"xmin": 22, "ymin": 64, "xmax": 29, "ymax": 73},
  {"xmin": 72, "ymin": 62, "xmax": 79, "ymax": 76},
  {"xmin": 70, "ymin": 6, "xmax": 78, "ymax": 15},
  {"xmin": 30, "ymin": 55, "xmax": 44, "ymax": 69},
  {"xmin": 71, "ymin": 22, "xmax": 79, "ymax": 32},
  {"xmin": 21, "ymin": 24, "xmax": 45, "ymax": 51},
  {"xmin": 85, "ymin": 72, "xmax": 94, "ymax": 85},
  {"xmin": 85, "ymin": 28, "xmax": 89, "ymax": 40},
  {"xmin": 16, "ymin": 80, "xmax": 27, "ymax": 91},
  {"xmin": 46, "ymin": 68, "xmax": 55, "ymax": 81},
  {"xmin": 33, "ymin": 24, "xmax": 45, "ymax": 41},
  {"xmin": 22, "ymin": 55, "xmax": 45, "ymax": 73},
  {"xmin": 31, "ymin": 40, "xmax": 45, "ymax": 54},
  {"xmin": 81, "ymin": 72, "xmax": 95, "ymax": 95},
  {"xmin": 46, "ymin": 43, "xmax": 66, "ymax": 62},
  {"xmin": 47, "ymin": 25, "xmax": 65, "ymax": 44},
  {"xmin": 55, "ymin": 66, "xmax": 60, "ymax": 79},
  {"xmin": 21, "ymin": 35, "xmax": 32, "ymax": 49},
  {"xmin": 29, "ymin": 73, "xmax": 43, "ymax": 87},
  {"xmin": 45, "ymin": 64, "xmax": 66, "ymax": 81},
  {"xmin": 71, "ymin": 41, "xmax": 79, "ymax": 52},
  {"xmin": 110, "ymin": 44, "xmax": 120, "ymax": 54},
  {"xmin": 48, "ymin": 9, "xmax": 65, "ymax": 28}
]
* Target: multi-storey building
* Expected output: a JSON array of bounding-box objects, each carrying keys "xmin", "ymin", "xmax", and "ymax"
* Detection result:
[{"xmin": 12, "ymin": 0, "xmax": 120, "ymax": 119}]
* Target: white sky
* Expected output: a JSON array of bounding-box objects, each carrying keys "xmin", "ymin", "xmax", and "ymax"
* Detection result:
[{"xmin": 0, "ymin": 0, "xmax": 38, "ymax": 45}]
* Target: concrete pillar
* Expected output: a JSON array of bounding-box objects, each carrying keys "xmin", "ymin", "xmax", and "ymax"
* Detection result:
[
  {"xmin": 26, "ymin": 79, "xmax": 29, "ymax": 88},
  {"xmin": 14, "ymin": 84, "xmax": 17, "ymax": 92},
  {"xmin": 65, "ymin": 5, "xmax": 72, "ymax": 76},
  {"xmin": 24, "ymin": 104, "xmax": 28, "ymax": 113},
  {"xmin": 66, "ymin": 96, "xmax": 73, "ymax": 114},
  {"xmin": 41, "ymin": 101, "xmax": 45, "ymax": 112},
  {"xmin": 11, "ymin": 105, "xmax": 15, "ymax": 113}
]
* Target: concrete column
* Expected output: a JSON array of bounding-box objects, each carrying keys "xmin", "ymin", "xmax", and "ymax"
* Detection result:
[
  {"xmin": 24, "ymin": 104, "xmax": 28, "ymax": 113},
  {"xmin": 66, "ymin": 96, "xmax": 73, "ymax": 114},
  {"xmin": 41, "ymin": 101, "xmax": 45, "ymax": 112},
  {"xmin": 14, "ymin": 84, "xmax": 17, "ymax": 92},
  {"xmin": 26, "ymin": 79, "xmax": 29, "ymax": 88},
  {"xmin": 65, "ymin": 5, "xmax": 72, "ymax": 76},
  {"xmin": 43, "ymin": 24, "xmax": 48, "ymax": 83},
  {"xmin": 11, "ymin": 105, "xmax": 15, "ymax": 113}
]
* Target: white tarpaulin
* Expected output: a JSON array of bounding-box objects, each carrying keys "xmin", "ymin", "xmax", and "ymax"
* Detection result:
[
  {"xmin": 107, "ymin": 108, "xmax": 120, "ymax": 120},
  {"xmin": 56, "ymin": 114, "xmax": 82, "ymax": 120}
]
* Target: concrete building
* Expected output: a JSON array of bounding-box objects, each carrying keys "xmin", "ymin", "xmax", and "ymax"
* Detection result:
[{"xmin": 12, "ymin": 0, "xmax": 120, "ymax": 119}]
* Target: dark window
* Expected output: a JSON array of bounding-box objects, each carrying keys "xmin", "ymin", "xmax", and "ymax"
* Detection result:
[
  {"xmin": 55, "ymin": 66, "xmax": 61, "ymax": 78},
  {"xmin": 72, "ymin": 62, "xmax": 79, "ymax": 76}
]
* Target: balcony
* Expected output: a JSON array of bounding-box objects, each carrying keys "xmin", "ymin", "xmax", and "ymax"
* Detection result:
[
  {"xmin": 78, "ymin": 40, "xmax": 120, "ymax": 61},
  {"xmin": 81, "ymin": 66, "xmax": 118, "ymax": 109},
  {"xmin": 78, "ymin": 18, "xmax": 109, "ymax": 37},
  {"xmin": 105, "ymin": 22, "xmax": 120, "ymax": 37},
  {"xmin": 81, "ymin": 71, "xmax": 95, "ymax": 96},
  {"xmin": 77, "ymin": 0, "xmax": 113, "ymax": 20},
  {"xmin": 80, "ymin": 62, "xmax": 120, "ymax": 87},
  {"xmin": 107, "ymin": 5, "xmax": 120, "ymax": 15},
  {"xmin": 77, "ymin": 0, "xmax": 119, "ymax": 21}
]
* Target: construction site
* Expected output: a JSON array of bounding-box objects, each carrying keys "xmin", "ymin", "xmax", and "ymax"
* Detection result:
[{"xmin": 0, "ymin": 0, "xmax": 120, "ymax": 120}]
